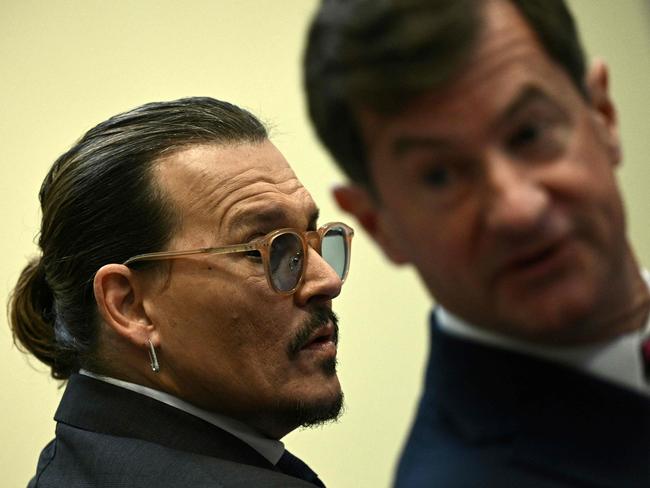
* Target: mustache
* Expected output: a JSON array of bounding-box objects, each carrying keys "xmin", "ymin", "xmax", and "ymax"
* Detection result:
[{"xmin": 287, "ymin": 307, "xmax": 339, "ymax": 359}]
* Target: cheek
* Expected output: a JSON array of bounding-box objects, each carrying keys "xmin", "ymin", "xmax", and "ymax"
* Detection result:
[
  {"xmin": 417, "ymin": 239, "xmax": 474, "ymax": 292},
  {"xmin": 225, "ymin": 301, "xmax": 290, "ymax": 349},
  {"xmin": 219, "ymin": 280, "xmax": 298, "ymax": 348},
  {"xmin": 390, "ymin": 201, "xmax": 480, "ymax": 282},
  {"xmin": 561, "ymin": 118, "xmax": 621, "ymax": 200},
  {"xmin": 551, "ymin": 148, "xmax": 624, "ymax": 240},
  {"xmin": 155, "ymin": 271, "xmax": 281, "ymax": 344},
  {"xmin": 578, "ymin": 182, "xmax": 626, "ymax": 259},
  {"xmin": 167, "ymin": 287, "xmax": 295, "ymax": 385}
]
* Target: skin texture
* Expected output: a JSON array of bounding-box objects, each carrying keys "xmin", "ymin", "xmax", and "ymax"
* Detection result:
[
  {"xmin": 336, "ymin": 0, "xmax": 649, "ymax": 345},
  {"xmin": 94, "ymin": 140, "xmax": 343, "ymax": 438}
]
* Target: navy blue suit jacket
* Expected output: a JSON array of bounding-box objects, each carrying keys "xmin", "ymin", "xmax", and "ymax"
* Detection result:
[
  {"xmin": 395, "ymin": 313, "xmax": 650, "ymax": 487},
  {"xmin": 28, "ymin": 374, "xmax": 317, "ymax": 487}
]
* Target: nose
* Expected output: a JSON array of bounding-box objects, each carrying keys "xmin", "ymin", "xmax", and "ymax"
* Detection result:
[
  {"xmin": 482, "ymin": 153, "xmax": 549, "ymax": 237},
  {"xmin": 293, "ymin": 247, "xmax": 343, "ymax": 306}
]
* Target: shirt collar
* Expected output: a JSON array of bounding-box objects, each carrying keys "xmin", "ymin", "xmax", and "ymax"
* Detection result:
[
  {"xmin": 79, "ymin": 369, "xmax": 285, "ymax": 464},
  {"xmin": 436, "ymin": 270, "xmax": 650, "ymax": 396}
]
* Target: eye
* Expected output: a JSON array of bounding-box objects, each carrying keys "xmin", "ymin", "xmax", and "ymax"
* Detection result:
[
  {"xmin": 509, "ymin": 122, "xmax": 545, "ymax": 148},
  {"xmin": 245, "ymin": 249, "xmax": 262, "ymax": 261},
  {"xmin": 269, "ymin": 234, "xmax": 304, "ymax": 275},
  {"xmin": 424, "ymin": 166, "xmax": 451, "ymax": 188},
  {"xmin": 415, "ymin": 159, "xmax": 475, "ymax": 208},
  {"xmin": 288, "ymin": 252, "xmax": 302, "ymax": 272},
  {"xmin": 505, "ymin": 106, "xmax": 570, "ymax": 161},
  {"xmin": 243, "ymin": 234, "xmax": 265, "ymax": 261}
]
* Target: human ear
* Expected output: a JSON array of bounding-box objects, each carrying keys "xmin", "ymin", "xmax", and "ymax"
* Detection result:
[
  {"xmin": 586, "ymin": 59, "xmax": 621, "ymax": 166},
  {"xmin": 333, "ymin": 184, "xmax": 410, "ymax": 265},
  {"xmin": 93, "ymin": 264, "xmax": 157, "ymax": 347}
]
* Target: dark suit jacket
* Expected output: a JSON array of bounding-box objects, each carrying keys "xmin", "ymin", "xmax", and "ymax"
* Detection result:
[
  {"xmin": 395, "ymin": 312, "xmax": 650, "ymax": 487},
  {"xmin": 28, "ymin": 374, "xmax": 317, "ymax": 487}
]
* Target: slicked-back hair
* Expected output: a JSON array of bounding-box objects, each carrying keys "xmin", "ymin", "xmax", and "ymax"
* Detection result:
[{"xmin": 9, "ymin": 97, "xmax": 268, "ymax": 379}]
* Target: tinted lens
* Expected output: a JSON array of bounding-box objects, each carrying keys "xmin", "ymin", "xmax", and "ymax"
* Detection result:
[
  {"xmin": 269, "ymin": 232, "xmax": 304, "ymax": 291},
  {"xmin": 322, "ymin": 226, "xmax": 348, "ymax": 279}
]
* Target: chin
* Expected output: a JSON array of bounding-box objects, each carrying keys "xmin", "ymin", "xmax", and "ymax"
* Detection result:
[
  {"xmin": 494, "ymin": 270, "xmax": 604, "ymax": 339},
  {"xmin": 272, "ymin": 388, "xmax": 345, "ymax": 435},
  {"xmin": 501, "ymin": 296, "xmax": 600, "ymax": 344},
  {"xmin": 242, "ymin": 383, "xmax": 344, "ymax": 439},
  {"xmin": 296, "ymin": 389, "xmax": 345, "ymax": 428}
]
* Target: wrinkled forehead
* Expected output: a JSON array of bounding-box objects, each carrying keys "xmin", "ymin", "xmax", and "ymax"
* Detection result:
[{"xmin": 153, "ymin": 141, "xmax": 317, "ymax": 241}]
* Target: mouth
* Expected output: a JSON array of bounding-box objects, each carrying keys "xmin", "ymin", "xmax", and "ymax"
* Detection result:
[
  {"xmin": 499, "ymin": 237, "xmax": 573, "ymax": 282},
  {"xmin": 300, "ymin": 322, "xmax": 337, "ymax": 352},
  {"xmin": 288, "ymin": 308, "xmax": 340, "ymax": 360}
]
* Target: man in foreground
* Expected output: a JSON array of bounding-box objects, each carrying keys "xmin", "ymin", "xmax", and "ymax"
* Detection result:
[
  {"xmin": 10, "ymin": 96, "xmax": 353, "ymax": 487},
  {"xmin": 305, "ymin": 0, "xmax": 650, "ymax": 485}
]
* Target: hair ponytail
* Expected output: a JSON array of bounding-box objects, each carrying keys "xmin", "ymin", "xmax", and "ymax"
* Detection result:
[{"xmin": 9, "ymin": 257, "xmax": 61, "ymax": 376}]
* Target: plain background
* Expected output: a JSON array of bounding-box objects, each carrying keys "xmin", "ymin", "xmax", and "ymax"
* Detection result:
[{"xmin": 1, "ymin": 1, "xmax": 649, "ymax": 487}]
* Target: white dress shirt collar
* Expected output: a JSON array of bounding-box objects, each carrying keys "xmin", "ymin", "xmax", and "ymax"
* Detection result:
[
  {"xmin": 436, "ymin": 270, "xmax": 650, "ymax": 396},
  {"xmin": 79, "ymin": 369, "xmax": 285, "ymax": 464}
]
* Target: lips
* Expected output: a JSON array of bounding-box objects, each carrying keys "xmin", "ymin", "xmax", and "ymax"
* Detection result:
[
  {"xmin": 300, "ymin": 322, "xmax": 337, "ymax": 350},
  {"xmin": 507, "ymin": 239, "xmax": 565, "ymax": 268},
  {"xmin": 288, "ymin": 307, "xmax": 340, "ymax": 359},
  {"xmin": 497, "ymin": 237, "xmax": 572, "ymax": 282}
]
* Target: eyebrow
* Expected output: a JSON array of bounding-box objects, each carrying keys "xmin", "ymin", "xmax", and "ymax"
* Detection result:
[
  {"xmin": 392, "ymin": 136, "xmax": 450, "ymax": 159},
  {"xmin": 390, "ymin": 85, "xmax": 560, "ymax": 159},
  {"xmin": 495, "ymin": 85, "xmax": 561, "ymax": 128}
]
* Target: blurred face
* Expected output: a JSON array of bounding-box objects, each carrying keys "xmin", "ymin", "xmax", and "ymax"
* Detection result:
[
  {"xmin": 144, "ymin": 140, "xmax": 343, "ymax": 438},
  {"xmin": 354, "ymin": 0, "xmax": 639, "ymax": 343}
]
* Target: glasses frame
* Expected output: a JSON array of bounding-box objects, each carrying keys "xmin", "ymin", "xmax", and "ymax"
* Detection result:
[{"xmin": 123, "ymin": 221, "xmax": 354, "ymax": 295}]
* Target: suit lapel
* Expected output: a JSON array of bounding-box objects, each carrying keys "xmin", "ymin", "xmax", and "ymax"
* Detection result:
[
  {"xmin": 509, "ymin": 360, "xmax": 650, "ymax": 487},
  {"xmin": 428, "ymin": 315, "xmax": 650, "ymax": 486},
  {"xmin": 56, "ymin": 374, "xmax": 275, "ymax": 471}
]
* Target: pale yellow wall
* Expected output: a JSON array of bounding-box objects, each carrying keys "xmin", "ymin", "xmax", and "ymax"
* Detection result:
[{"xmin": 1, "ymin": 1, "xmax": 648, "ymax": 487}]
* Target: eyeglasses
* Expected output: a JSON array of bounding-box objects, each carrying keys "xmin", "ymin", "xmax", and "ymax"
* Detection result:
[{"xmin": 123, "ymin": 222, "xmax": 354, "ymax": 295}]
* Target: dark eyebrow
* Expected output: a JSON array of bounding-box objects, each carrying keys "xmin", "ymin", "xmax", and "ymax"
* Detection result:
[
  {"xmin": 307, "ymin": 208, "xmax": 320, "ymax": 230},
  {"xmin": 390, "ymin": 86, "xmax": 562, "ymax": 160},
  {"xmin": 391, "ymin": 136, "xmax": 450, "ymax": 159},
  {"xmin": 495, "ymin": 85, "xmax": 562, "ymax": 128}
]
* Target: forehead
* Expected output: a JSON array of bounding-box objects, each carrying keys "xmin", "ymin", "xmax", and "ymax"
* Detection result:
[
  {"xmin": 358, "ymin": 0, "xmax": 582, "ymax": 144},
  {"xmin": 154, "ymin": 140, "xmax": 316, "ymax": 240}
]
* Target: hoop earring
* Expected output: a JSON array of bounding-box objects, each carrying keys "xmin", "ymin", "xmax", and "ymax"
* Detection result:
[{"xmin": 147, "ymin": 339, "xmax": 160, "ymax": 373}]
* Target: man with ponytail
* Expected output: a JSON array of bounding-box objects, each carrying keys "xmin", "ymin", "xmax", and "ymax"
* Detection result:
[{"xmin": 10, "ymin": 96, "xmax": 353, "ymax": 487}]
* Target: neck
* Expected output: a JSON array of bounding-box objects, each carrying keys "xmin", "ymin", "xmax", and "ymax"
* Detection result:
[{"xmin": 577, "ymin": 250, "xmax": 649, "ymax": 344}]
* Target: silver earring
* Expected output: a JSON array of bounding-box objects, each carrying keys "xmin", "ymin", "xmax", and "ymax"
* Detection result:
[{"xmin": 147, "ymin": 339, "xmax": 160, "ymax": 373}]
